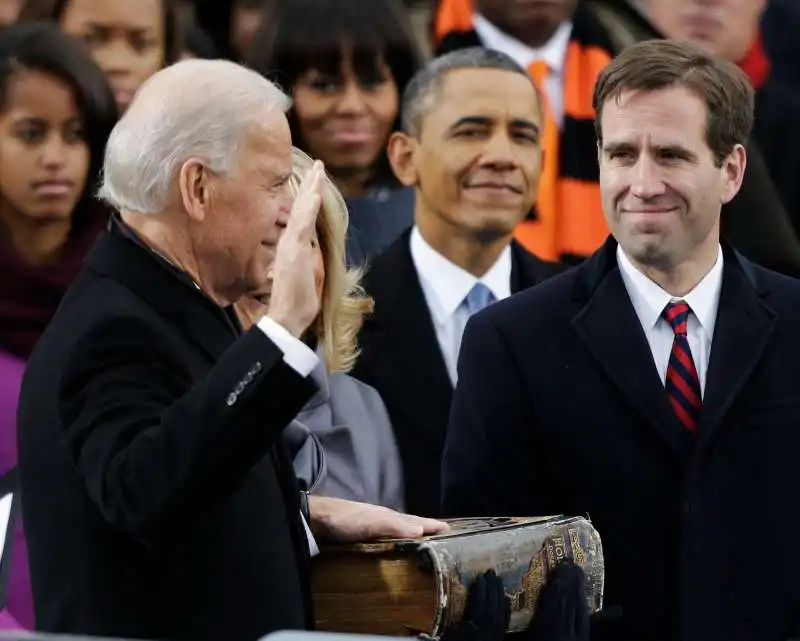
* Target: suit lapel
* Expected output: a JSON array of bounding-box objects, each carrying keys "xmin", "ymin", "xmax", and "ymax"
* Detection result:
[
  {"xmin": 84, "ymin": 224, "xmax": 239, "ymax": 364},
  {"xmin": 510, "ymin": 240, "xmax": 565, "ymax": 293},
  {"xmin": 699, "ymin": 249, "xmax": 776, "ymax": 444},
  {"xmin": 363, "ymin": 232, "xmax": 454, "ymax": 450},
  {"xmin": 571, "ymin": 238, "xmax": 695, "ymax": 460}
]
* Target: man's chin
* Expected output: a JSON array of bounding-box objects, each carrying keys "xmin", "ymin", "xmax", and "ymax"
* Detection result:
[
  {"xmin": 468, "ymin": 215, "xmax": 520, "ymax": 245},
  {"xmin": 625, "ymin": 240, "xmax": 676, "ymax": 271},
  {"xmin": 473, "ymin": 226, "xmax": 514, "ymax": 246}
]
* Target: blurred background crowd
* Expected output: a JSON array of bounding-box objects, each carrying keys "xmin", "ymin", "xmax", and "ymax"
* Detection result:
[{"xmin": 0, "ymin": 0, "xmax": 799, "ymax": 633}]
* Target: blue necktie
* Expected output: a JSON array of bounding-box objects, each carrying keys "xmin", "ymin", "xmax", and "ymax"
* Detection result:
[{"xmin": 464, "ymin": 282, "xmax": 496, "ymax": 315}]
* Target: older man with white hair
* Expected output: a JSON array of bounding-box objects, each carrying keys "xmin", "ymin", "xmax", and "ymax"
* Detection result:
[{"xmin": 16, "ymin": 59, "xmax": 448, "ymax": 641}]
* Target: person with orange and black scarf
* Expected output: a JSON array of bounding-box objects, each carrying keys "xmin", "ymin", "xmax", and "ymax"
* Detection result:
[
  {"xmin": 434, "ymin": 0, "xmax": 611, "ymax": 266},
  {"xmin": 431, "ymin": 0, "xmax": 800, "ymax": 278}
]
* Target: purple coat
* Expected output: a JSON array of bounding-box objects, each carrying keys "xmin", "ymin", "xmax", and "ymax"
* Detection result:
[{"xmin": 0, "ymin": 350, "xmax": 31, "ymax": 630}]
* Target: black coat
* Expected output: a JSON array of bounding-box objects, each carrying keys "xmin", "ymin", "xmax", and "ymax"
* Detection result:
[
  {"xmin": 763, "ymin": 0, "xmax": 800, "ymax": 92},
  {"xmin": 443, "ymin": 236, "xmax": 800, "ymax": 641},
  {"xmin": 751, "ymin": 76, "xmax": 800, "ymax": 236},
  {"xmin": 17, "ymin": 220, "xmax": 317, "ymax": 641},
  {"xmin": 351, "ymin": 230, "xmax": 564, "ymax": 517}
]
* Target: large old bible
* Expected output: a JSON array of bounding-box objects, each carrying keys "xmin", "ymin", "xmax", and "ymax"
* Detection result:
[{"xmin": 311, "ymin": 515, "xmax": 605, "ymax": 637}]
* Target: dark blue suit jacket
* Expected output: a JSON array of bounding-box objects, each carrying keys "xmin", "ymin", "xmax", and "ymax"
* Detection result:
[{"xmin": 442, "ymin": 236, "xmax": 800, "ymax": 641}]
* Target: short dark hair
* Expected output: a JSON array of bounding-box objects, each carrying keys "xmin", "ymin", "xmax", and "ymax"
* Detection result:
[
  {"xmin": 15, "ymin": 0, "xmax": 183, "ymax": 65},
  {"xmin": 593, "ymin": 39, "xmax": 754, "ymax": 166},
  {"xmin": 0, "ymin": 22, "xmax": 118, "ymax": 213},
  {"xmin": 247, "ymin": 0, "xmax": 423, "ymax": 189},
  {"xmin": 400, "ymin": 47, "xmax": 540, "ymax": 137}
]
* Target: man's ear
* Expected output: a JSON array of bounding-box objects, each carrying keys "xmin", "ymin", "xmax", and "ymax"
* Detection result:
[
  {"xmin": 720, "ymin": 143, "xmax": 747, "ymax": 206},
  {"xmin": 178, "ymin": 159, "xmax": 213, "ymax": 222},
  {"xmin": 387, "ymin": 131, "xmax": 420, "ymax": 187}
]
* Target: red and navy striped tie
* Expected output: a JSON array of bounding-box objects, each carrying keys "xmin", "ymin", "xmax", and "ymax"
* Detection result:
[{"xmin": 662, "ymin": 301, "xmax": 702, "ymax": 432}]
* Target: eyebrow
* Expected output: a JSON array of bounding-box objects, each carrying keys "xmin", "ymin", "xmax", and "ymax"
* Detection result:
[
  {"xmin": 12, "ymin": 116, "xmax": 81, "ymax": 126},
  {"xmin": 83, "ymin": 21, "xmax": 155, "ymax": 34},
  {"xmin": 602, "ymin": 141, "xmax": 698, "ymax": 161},
  {"xmin": 11, "ymin": 116, "xmax": 46, "ymax": 126},
  {"xmin": 601, "ymin": 141, "xmax": 634, "ymax": 155},
  {"xmin": 447, "ymin": 115, "xmax": 540, "ymax": 136},
  {"xmin": 654, "ymin": 144, "xmax": 698, "ymax": 161}
]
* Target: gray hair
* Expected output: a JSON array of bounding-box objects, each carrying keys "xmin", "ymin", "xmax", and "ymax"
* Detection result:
[
  {"xmin": 400, "ymin": 47, "xmax": 535, "ymax": 137},
  {"xmin": 98, "ymin": 59, "xmax": 292, "ymax": 214}
]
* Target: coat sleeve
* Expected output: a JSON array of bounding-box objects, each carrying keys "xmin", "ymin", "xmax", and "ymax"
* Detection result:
[
  {"xmin": 441, "ymin": 310, "xmax": 546, "ymax": 518},
  {"xmin": 57, "ymin": 315, "xmax": 316, "ymax": 546}
]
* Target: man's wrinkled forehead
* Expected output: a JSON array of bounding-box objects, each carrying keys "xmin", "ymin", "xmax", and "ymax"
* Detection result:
[{"xmin": 598, "ymin": 87, "xmax": 712, "ymax": 160}]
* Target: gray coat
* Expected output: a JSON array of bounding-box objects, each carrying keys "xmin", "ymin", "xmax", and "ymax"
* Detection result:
[{"xmin": 284, "ymin": 354, "xmax": 405, "ymax": 512}]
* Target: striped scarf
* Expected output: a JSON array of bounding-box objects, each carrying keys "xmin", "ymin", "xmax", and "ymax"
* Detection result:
[{"xmin": 434, "ymin": 0, "xmax": 616, "ymax": 263}]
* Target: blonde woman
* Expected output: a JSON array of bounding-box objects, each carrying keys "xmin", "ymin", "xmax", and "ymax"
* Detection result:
[{"xmin": 236, "ymin": 148, "xmax": 404, "ymax": 511}]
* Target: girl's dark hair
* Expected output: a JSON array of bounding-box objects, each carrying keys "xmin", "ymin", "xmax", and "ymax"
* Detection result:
[
  {"xmin": 15, "ymin": 0, "xmax": 183, "ymax": 65},
  {"xmin": 0, "ymin": 22, "xmax": 118, "ymax": 213},
  {"xmin": 247, "ymin": 0, "xmax": 424, "ymax": 190}
]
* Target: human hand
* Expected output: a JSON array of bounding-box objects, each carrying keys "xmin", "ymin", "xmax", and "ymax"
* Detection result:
[
  {"xmin": 308, "ymin": 495, "xmax": 450, "ymax": 542},
  {"xmin": 266, "ymin": 160, "xmax": 325, "ymax": 338}
]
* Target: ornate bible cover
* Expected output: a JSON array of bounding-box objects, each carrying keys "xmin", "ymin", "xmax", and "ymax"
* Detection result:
[{"xmin": 311, "ymin": 515, "xmax": 604, "ymax": 637}]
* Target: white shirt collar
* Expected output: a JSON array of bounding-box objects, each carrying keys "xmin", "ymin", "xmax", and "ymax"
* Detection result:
[
  {"xmin": 472, "ymin": 14, "xmax": 572, "ymax": 73},
  {"xmin": 410, "ymin": 227, "xmax": 512, "ymax": 326},
  {"xmin": 616, "ymin": 244, "xmax": 724, "ymax": 340}
]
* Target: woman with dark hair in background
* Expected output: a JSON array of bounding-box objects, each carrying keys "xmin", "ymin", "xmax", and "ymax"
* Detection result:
[
  {"xmin": 230, "ymin": 0, "xmax": 269, "ymax": 61},
  {"xmin": 0, "ymin": 21, "xmax": 116, "ymax": 629},
  {"xmin": 0, "ymin": 0, "xmax": 21, "ymax": 25},
  {"xmin": 248, "ymin": 0, "xmax": 424, "ymax": 265},
  {"xmin": 191, "ymin": 0, "xmax": 273, "ymax": 62},
  {"xmin": 16, "ymin": 0, "xmax": 182, "ymax": 113}
]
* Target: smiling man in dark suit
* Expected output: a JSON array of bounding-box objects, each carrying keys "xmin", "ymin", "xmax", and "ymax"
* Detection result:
[
  {"xmin": 352, "ymin": 48, "xmax": 564, "ymax": 518},
  {"xmin": 443, "ymin": 39, "xmax": 800, "ymax": 641}
]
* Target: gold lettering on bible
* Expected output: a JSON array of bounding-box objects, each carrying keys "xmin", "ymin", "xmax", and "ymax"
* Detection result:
[{"xmin": 569, "ymin": 528, "xmax": 586, "ymax": 564}]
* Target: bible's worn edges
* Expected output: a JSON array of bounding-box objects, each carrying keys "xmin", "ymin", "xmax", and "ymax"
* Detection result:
[
  {"xmin": 314, "ymin": 515, "xmax": 604, "ymax": 636},
  {"xmin": 350, "ymin": 516, "xmax": 604, "ymax": 635}
]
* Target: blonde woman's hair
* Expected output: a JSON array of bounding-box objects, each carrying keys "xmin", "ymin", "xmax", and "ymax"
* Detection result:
[{"xmin": 290, "ymin": 148, "xmax": 374, "ymax": 373}]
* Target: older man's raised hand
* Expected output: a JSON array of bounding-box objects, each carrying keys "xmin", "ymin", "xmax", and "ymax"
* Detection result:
[{"xmin": 267, "ymin": 159, "xmax": 326, "ymax": 338}]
